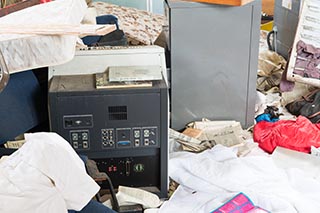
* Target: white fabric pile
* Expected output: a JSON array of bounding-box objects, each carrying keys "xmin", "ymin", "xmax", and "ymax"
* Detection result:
[
  {"xmin": 0, "ymin": 132, "xmax": 99, "ymax": 213},
  {"xmin": 160, "ymin": 145, "xmax": 320, "ymax": 212}
]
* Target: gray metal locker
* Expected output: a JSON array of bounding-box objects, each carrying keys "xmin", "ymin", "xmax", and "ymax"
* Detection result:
[
  {"xmin": 164, "ymin": 0, "xmax": 261, "ymax": 130},
  {"xmin": 273, "ymin": 0, "xmax": 301, "ymax": 59}
]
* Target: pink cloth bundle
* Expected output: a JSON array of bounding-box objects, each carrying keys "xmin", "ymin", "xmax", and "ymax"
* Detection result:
[{"xmin": 211, "ymin": 193, "xmax": 269, "ymax": 213}]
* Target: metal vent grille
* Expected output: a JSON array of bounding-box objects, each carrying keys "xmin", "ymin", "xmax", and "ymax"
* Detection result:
[{"xmin": 108, "ymin": 106, "xmax": 127, "ymax": 120}]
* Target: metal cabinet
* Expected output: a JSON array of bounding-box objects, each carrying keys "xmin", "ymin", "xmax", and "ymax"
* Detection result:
[
  {"xmin": 273, "ymin": 0, "xmax": 301, "ymax": 59},
  {"xmin": 165, "ymin": 0, "xmax": 261, "ymax": 130}
]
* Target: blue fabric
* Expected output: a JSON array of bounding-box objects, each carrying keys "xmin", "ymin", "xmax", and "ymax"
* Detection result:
[
  {"xmin": 0, "ymin": 71, "xmax": 46, "ymax": 144},
  {"xmin": 82, "ymin": 14, "xmax": 119, "ymax": 45},
  {"xmin": 79, "ymin": 154, "xmax": 88, "ymax": 164},
  {"xmin": 255, "ymin": 113, "xmax": 279, "ymax": 123},
  {"xmin": 96, "ymin": 15, "xmax": 119, "ymax": 29},
  {"xmin": 68, "ymin": 200, "xmax": 116, "ymax": 213}
]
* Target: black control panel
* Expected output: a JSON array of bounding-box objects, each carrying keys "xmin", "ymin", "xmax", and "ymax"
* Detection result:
[
  {"xmin": 95, "ymin": 155, "xmax": 160, "ymax": 188},
  {"xmin": 99, "ymin": 126, "xmax": 158, "ymax": 150},
  {"xmin": 48, "ymin": 74, "xmax": 168, "ymax": 198},
  {"xmin": 70, "ymin": 130, "xmax": 90, "ymax": 150}
]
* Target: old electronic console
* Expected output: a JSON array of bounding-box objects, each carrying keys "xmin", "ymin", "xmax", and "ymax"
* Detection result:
[{"xmin": 48, "ymin": 74, "xmax": 168, "ymax": 198}]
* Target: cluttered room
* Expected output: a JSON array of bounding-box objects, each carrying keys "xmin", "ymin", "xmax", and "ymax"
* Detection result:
[{"xmin": 1, "ymin": 0, "xmax": 320, "ymax": 212}]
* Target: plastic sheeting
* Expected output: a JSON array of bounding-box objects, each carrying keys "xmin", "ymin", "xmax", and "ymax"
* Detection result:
[{"xmin": 253, "ymin": 116, "xmax": 320, "ymax": 153}]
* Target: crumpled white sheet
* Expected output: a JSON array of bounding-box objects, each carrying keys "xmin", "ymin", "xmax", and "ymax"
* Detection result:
[
  {"xmin": 0, "ymin": 132, "xmax": 99, "ymax": 213},
  {"xmin": 160, "ymin": 145, "xmax": 320, "ymax": 213}
]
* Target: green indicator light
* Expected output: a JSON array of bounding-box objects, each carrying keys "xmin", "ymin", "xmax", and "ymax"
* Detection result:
[{"xmin": 133, "ymin": 163, "xmax": 144, "ymax": 172}]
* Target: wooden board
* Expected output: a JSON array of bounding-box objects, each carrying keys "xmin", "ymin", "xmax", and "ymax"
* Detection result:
[{"xmin": 0, "ymin": 24, "xmax": 116, "ymax": 36}]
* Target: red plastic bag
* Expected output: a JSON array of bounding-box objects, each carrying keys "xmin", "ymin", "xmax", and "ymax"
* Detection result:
[{"xmin": 253, "ymin": 116, "xmax": 320, "ymax": 154}]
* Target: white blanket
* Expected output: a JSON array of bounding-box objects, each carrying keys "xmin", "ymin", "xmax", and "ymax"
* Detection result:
[
  {"xmin": 160, "ymin": 145, "xmax": 320, "ymax": 213},
  {"xmin": 0, "ymin": 132, "xmax": 99, "ymax": 213}
]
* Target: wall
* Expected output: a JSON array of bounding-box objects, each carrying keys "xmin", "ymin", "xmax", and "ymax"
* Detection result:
[{"xmin": 93, "ymin": 0, "xmax": 164, "ymax": 14}]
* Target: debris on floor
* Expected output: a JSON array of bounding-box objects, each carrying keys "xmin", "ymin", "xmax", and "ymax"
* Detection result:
[{"xmin": 103, "ymin": 185, "xmax": 162, "ymax": 209}]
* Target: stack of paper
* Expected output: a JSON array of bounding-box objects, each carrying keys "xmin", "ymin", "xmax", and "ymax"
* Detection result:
[{"xmin": 95, "ymin": 65, "xmax": 162, "ymax": 89}]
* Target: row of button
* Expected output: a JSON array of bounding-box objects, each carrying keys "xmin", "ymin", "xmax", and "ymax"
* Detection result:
[
  {"xmin": 70, "ymin": 130, "xmax": 90, "ymax": 150},
  {"xmin": 72, "ymin": 132, "xmax": 88, "ymax": 141}
]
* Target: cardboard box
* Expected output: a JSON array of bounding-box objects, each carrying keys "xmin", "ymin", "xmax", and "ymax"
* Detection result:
[{"xmin": 262, "ymin": 0, "xmax": 274, "ymax": 15}]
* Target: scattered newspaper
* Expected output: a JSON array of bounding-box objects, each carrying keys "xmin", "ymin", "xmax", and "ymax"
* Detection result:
[
  {"xmin": 169, "ymin": 128, "xmax": 202, "ymax": 145},
  {"xmin": 4, "ymin": 139, "xmax": 25, "ymax": 149},
  {"xmin": 169, "ymin": 128, "xmax": 214, "ymax": 153},
  {"xmin": 187, "ymin": 119, "xmax": 247, "ymax": 147},
  {"xmin": 170, "ymin": 119, "xmax": 248, "ymax": 153}
]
